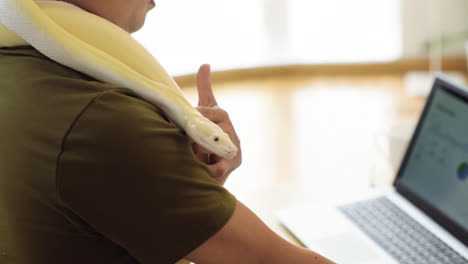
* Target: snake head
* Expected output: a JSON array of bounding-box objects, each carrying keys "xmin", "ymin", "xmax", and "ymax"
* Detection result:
[{"xmin": 187, "ymin": 115, "xmax": 238, "ymax": 159}]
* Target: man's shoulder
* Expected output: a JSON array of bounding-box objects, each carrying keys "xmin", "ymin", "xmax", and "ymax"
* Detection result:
[
  {"xmin": 0, "ymin": 45, "xmax": 171, "ymax": 128},
  {"xmin": 0, "ymin": 46, "xmax": 96, "ymax": 82},
  {"xmin": 78, "ymin": 87, "xmax": 175, "ymax": 136}
]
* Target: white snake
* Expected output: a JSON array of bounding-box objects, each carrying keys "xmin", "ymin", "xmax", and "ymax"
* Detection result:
[{"xmin": 0, "ymin": 0, "xmax": 238, "ymax": 161}]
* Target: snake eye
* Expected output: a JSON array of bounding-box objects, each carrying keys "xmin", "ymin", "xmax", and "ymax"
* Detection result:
[{"xmin": 213, "ymin": 136, "xmax": 219, "ymax": 142}]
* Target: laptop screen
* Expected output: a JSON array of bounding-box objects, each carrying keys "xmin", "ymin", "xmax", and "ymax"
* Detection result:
[{"xmin": 395, "ymin": 77, "xmax": 468, "ymax": 245}]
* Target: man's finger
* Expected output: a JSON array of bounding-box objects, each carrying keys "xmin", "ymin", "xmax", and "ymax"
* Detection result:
[
  {"xmin": 207, "ymin": 159, "xmax": 229, "ymax": 179},
  {"xmin": 196, "ymin": 64, "xmax": 218, "ymax": 107},
  {"xmin": 196, "ymin": 106, "xmax": 228, "ymax": 123}
]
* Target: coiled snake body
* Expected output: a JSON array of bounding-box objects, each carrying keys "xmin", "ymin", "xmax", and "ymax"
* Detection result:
[{"xmin": 0, "ymin": 0, "xmax": 238, "ymax": 160}]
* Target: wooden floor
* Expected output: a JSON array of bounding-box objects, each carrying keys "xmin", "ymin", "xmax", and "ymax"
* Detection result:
[{"xmin": 178, "ymin": 72, "xmax": 463, "ymax": 244}]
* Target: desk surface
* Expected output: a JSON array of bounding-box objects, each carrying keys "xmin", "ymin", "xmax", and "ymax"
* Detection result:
[{"xmin": 180, "ymin": 73, "xmax": 448, "ymax": 244}]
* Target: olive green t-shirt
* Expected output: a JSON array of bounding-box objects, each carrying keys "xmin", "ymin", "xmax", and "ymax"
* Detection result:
[{"xmin": 0, "ymin": 46, "xmax": 236, "ymax": 264}]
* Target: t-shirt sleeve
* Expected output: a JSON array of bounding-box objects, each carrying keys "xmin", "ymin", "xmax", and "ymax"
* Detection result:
[{"xmin": 56, "ymin": 88, "xmax": 237, "ymax": 263}]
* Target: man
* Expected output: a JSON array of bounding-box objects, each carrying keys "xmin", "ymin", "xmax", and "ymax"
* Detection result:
[{"xmin": 0, "ymin": 0, "xmax": 335, "ymax": 263}]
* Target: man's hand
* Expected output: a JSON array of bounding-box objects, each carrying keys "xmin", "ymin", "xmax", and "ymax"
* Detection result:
[{"xmin": 191, "ymin": 64, "xmax": 242, "ymax": 185}]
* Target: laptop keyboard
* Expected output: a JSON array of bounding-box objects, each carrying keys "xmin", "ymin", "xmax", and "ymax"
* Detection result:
[{"xmin": 338, "ymin": 196, "xmax": 468, "ymax": 264}]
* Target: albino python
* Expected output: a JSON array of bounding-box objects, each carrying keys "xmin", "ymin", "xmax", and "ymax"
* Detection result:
[
  {"xmin": 0, "ymin": 1, "xmax": 237, "ymax": 263},
  {"xmin": 0, "ymin": 0, "xmax": 238, "ymax": 161}
]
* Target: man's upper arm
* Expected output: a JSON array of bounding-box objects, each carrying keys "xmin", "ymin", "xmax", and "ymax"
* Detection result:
[
  {"xmin": 186, "ymin": 200, "xmax": 337, "ymax": 264},
  {"xmin": 185, "ymin": 200, "xmax": 272, "ymax": 264},
  {"xmin": 56, "ymin": 89, "xmax": 236, "ymax": 263}
]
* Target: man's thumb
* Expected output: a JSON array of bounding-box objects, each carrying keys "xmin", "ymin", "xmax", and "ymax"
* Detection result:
[{"xmin": 197, "ymin": 64, "xmax": 217, "ymax": 107}]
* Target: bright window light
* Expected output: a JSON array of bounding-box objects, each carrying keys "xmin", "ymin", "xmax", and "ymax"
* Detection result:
[
  {"xmin": 287, "ymin": 0, "xmax": 402, "ymax": 63},
  {"xmin": 134, "ymin": 0, "xmax": 268, "ymax": 75},
  {"xmin": 133, "ymin": 0, "xmax": 402, "ymax": 76}
]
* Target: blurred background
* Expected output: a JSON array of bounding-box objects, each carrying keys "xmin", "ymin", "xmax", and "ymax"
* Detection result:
[
  {"xmin": 134, "ymin": 0, "xmax": 467, "ymax": 76},
  {"xmin": 134, "ymin": 0, "xmax": 467, "ymax": 243}
]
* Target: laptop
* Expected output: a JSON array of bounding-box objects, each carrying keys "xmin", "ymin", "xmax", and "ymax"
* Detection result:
[{"xmin": 277, "ymin": 75, "xmax": 468, "ymax": 264}]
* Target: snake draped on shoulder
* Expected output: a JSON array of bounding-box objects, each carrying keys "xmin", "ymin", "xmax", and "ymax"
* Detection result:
[{"xmin": 0, "ymin": 0, "xmax": 237, "ymax": 160}]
